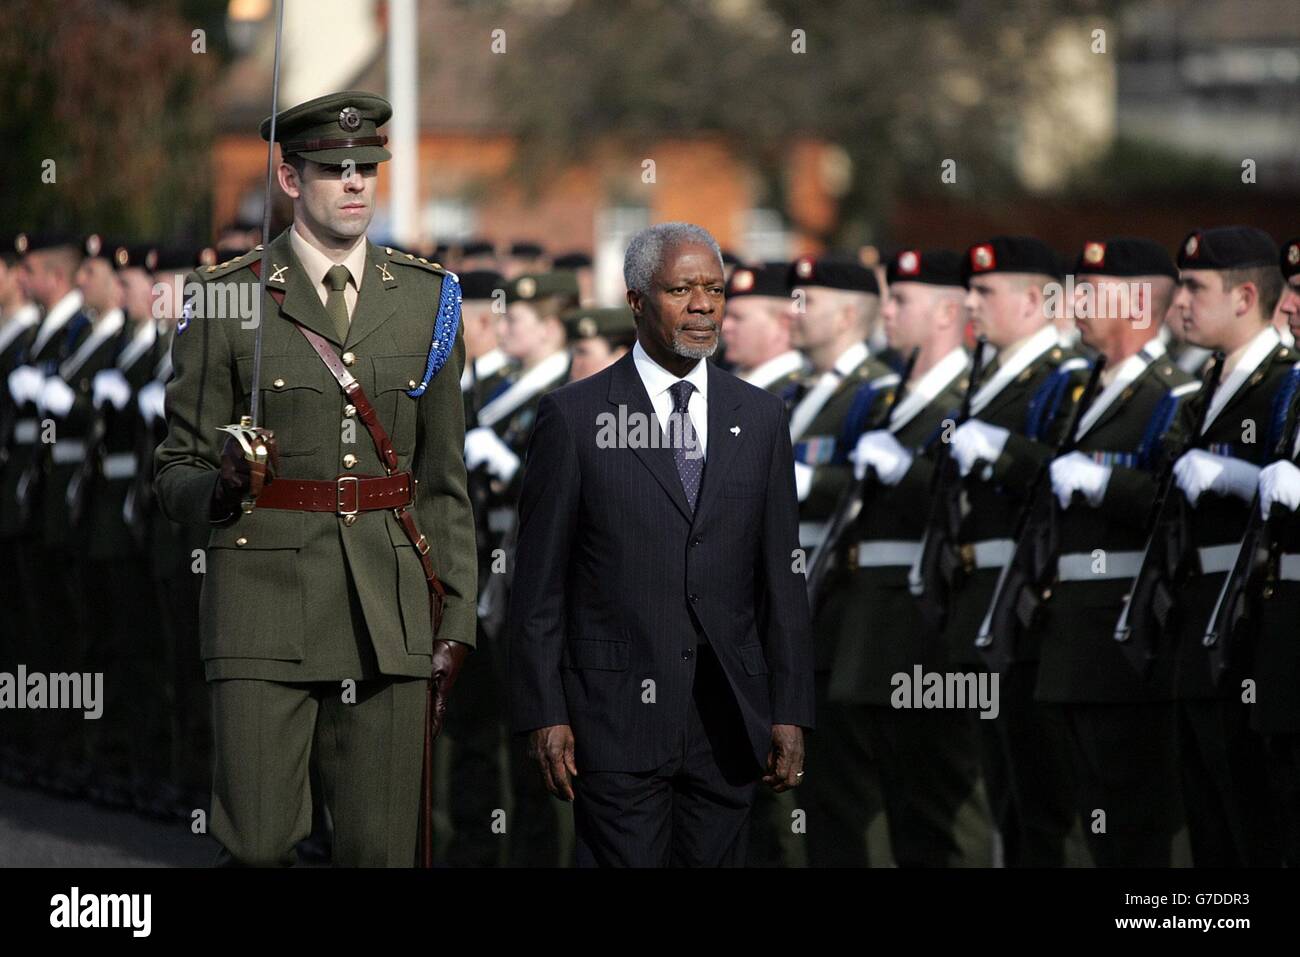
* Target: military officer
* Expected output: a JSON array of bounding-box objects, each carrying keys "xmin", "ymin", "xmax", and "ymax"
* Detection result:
[
  {"xmin": 563, "ymin": 304, "xmax": 635, "ymax": 382},
  {"xmin": 459, "ymin": 269, "xmax": 511, "ymax": 419},
  {"xmin": 1031, "ymin": 238, "xmax": 1197, "ymax": 866},
  {"xmin": 462, "ymin": 269, "xmax": 576, "ymax": 867},
  {"xmin": 1164, "ymin": 225, "xmax": 1289, "ymax": 867},
  {"xmin": 6, "ymin": 233, "xmax": 93, "ymax": 789},
  {"xmin": 721, "ymin": 262, "xmax": 805, "ymax": 407},
  {"xmin": 941, "ymin": 236, "xmax": 1091, "ymax": 867},
  {"xmin": 784, "ymin": 253, "xmax": 897, "ymax": 867},
  {"xmin": 0, "ymin": 232, "xmax": 41, "ymax": 780},
  {"xmin": 837, "ymin": 248, "xmax": 992, "ymax": 866},
  {"xmin": 154, "ymin": 91, "xmax": 477, "ymax": 866},
  {"xmin": 1254, "ymin": 234, "xmax": 1300, "ymax": 866}
]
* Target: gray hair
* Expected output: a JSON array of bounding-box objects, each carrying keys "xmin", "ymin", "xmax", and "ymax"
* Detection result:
[{"xmin": 623, "ymin": 222, "xmax": 723, "ymax": 296}]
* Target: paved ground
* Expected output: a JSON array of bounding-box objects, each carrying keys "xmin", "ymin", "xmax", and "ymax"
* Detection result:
[{"xmin": 0, "ymin": 782, "xmax": 216, "ymax": 867}]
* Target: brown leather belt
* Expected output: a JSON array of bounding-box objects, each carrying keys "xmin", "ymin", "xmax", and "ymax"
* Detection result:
[{"xmin": 255, "ymin": 472, "xmax": 413, "ymax": 514}]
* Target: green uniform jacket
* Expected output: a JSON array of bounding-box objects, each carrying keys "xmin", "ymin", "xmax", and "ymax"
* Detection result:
[
  {"xmin": 941, "ymin": 338, "xmax": 1089, "ymax": 667},
  {"xmin": 827, "ymin": 354, "xmax": 971, "ymax": 704},
  {"xmin": 154, "ymin": 229, "xmax": 477, "ymax": 682},
  {"xmin": 792, "ymin": 347, "xmax": 899, "ymax": 669},
  {"xmin": 1032, "ymin": 350, "xmax": 1197, "ymax": 704}
]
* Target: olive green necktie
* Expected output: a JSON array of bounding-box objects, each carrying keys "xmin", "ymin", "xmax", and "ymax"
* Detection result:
[{"xmin": 325, "ymin": 264, "xmax": 352, "ymax": 343}]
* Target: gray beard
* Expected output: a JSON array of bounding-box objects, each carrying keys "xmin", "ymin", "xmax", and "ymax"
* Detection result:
[{"xmin": 672, "ymin": 323, "xmax": 720, "ymax": 360}]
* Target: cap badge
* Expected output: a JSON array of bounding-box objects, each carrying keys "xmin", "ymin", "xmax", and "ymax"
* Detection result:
[
  {"xmin": 897, "ymin": 250, "xmax": 920, "ymax": 276},
  {"xmin": 1184, "ymin": 234, "xmax": 1200, "ymax": 258},
  {"xmin": 339, "ymin": 107, "xmax": 362, "ymax": 132},
  {"xmin": 971, "ymin": 244, "xmax": 995, "ymax": 271},
  {"xmin": 14, "ymin": 233, "xmax": 28, "ymax": 255},
  {"xmin": 85, "ymin": 234, "xmax": 102, "ymax": 258},
  {"xmin": 1288, "ymin": 244, "xmax": 1300, "ymax": 267},
  {"xmin": 795, "ymin": 258, "xmax": 814, "ymax": 280},
  {"xmin": 114, "ymin": 246, "xmax": 129, "ymax": 268},
  {"xmin": 1083, "ymin": 241, "xmax": 1105, "ymax": 266},
  {"xmin": 732, "ymin": 269, "xmax": 754, "ymax": 292},
  {"xmin": 517, "ymin": 277, "xmax": 536, "ymax": 299},
  {"xmin": 577, "ymin": 317, "xmax": 597, "ymax": 338}
]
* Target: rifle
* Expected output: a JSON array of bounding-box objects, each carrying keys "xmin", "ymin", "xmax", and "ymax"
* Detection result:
[
  {"xmin": 1113, "ymin": 352, "xmax": 1225, "ymax": 677},
  {"xmin": 1202, "ymin": 382, "xmax": 1300, "ymax": 682},
  {"xmin": 805, "ymin": 347, "xmax": 918, "ymax": 614},
  {"xmin": 907, "ymin": 336, "xmax": 988, "ymax": 630},
  {"xmin": 974, "ymin": 354, "xmax": 1107, "ymax": 671},
  {"xmin": 66, "ymin": 401, "xmax": 112, "ymax": 530}
]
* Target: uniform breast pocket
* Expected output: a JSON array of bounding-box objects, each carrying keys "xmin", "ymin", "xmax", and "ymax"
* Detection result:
[
  {"xmin": 371, "ymin": 355, "xmax": 423, "ymax": 455},
  {"xmin": 236, "ymin": 355, "xmax": 328, "ymax": 456}
]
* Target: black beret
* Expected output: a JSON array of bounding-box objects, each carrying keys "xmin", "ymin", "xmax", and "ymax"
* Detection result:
[
  {"xmin": 460, "ymin": 238, "xmax": 496, "ymax": 258},
  {"xmin": 961, "ymin": 236, "xmax": 1062, "ymax": 285},
  {"xmin": 727, "ymin": 261, "xmax": 789, "ymax": 298},
  {"xmin": 509, "ymin": 241, "xmax": 545, "ymax": 258},
  {"xmin": 563, "ymin": 306, "xmax": 636, "ymax": 342},
  {"xmin": 505, "ymin": 271, "xmax": 580, "ymax": 305},
  {"xmin": 552, "ymin": 251, "xmax": 593, "ymax": 270},
  {"xmin": 720, "ymin": 249, "xmax": 742, "ymax": 266},
  {"xmin": 1178, "ymin": 226, "xmax": 1279, "ymax": 270},
  {"xmin": 1281, "ymin": 237, "xmax": 1300, "ymax": 280},
  {"xmin": 460, "ymin": 270, "xmax": 505, "ymax": 301},
  {"xmin": 432, "ymin": 243, "xmax": 450, "ymax": 260},
  {"xmin": 1074, "ymin": 237, "xmax": 1177, "ymax": 280},
  {"xmin": 152, "ymin": 245, "xmax": 200, "ymax": 272},
  {"xmin": 20, "ymin": 233, "xmax": 79, "ymax": 255},
  {"xmin": 111, "ymin": 243, "xmax": 158, "ymax": 272},
  {"xmin": 886, "ymin": 249, "xmax": 963, "ymax": 287},
  {"xmin": 789, "ymin": 254, "xmax": 879, "ymax": 294}
]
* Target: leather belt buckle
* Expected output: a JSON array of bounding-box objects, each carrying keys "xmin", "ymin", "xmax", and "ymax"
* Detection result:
[{"xmin": 337, "ymin": 475, "xmax": 360, "ymax": 516}]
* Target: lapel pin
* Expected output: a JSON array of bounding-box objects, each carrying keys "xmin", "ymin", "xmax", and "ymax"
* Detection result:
[
  {"xmin": 730, "ymin": 425, "xmax": 741, "ymax": 436},
  {"xmin": 268, "ymin": 263, "xmax": 288, "ymax": 283}
]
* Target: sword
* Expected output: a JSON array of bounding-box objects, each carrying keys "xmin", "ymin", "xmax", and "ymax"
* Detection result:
[{"xmin": 216, "ymin": 0, "xmax": 286, "ymax": 512}]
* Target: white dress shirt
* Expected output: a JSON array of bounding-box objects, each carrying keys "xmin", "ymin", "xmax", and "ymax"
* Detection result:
[{"xmin": 632, "ymin": 340, "xmax": 709, "ymax": 457}]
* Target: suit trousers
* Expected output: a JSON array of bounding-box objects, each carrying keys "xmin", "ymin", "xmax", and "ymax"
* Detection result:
[
  {"xmin": 210, "ymin": 675, "xmax": 425, "ymax": 867},
  {"xmin": 573, "ymin": 644, "xmax": 760, "ymax": 867}
]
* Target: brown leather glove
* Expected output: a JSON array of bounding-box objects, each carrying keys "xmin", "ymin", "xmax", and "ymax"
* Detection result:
[
  {"xmin": 429, "ymin": 638, "xmax": 470, "ymax": 741},
  {"xmin": 211, "ymin": 427, "xmax": 280, "ymax": 520}
]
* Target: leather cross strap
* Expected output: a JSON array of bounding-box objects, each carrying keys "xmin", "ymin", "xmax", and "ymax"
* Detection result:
[
  {"xmin": 290, "ymin": 317, "xmax": 446, "ymax": 632},
  {"xmin": 256, "ymin": 472, "xmax": 412, "ymax": 513}
]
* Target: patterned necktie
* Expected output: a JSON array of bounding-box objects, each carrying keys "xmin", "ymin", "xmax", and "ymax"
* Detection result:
[
  {"xmin": 325, "ymin": 264, "xmax": 351, "ymax": 343},
  {"xmin": 668, "ymin": 379, "xmax": 703, "ymax": 511}
]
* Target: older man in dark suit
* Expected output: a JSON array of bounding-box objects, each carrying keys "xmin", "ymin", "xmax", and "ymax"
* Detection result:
[{"xmin": 508, "ymin": 222, "xmax": 814, "ymax": 867}]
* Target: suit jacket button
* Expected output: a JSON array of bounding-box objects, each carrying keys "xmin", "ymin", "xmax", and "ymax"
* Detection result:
[
  {"xmin": 343, "ymin": 453, "xmax": 358, "ymax": 468},
  {"xmin": 235, "ymin": 537, "xmax": 248, "ymax": 547},
  {"xmin": 682, "ymin": 648, "xmax": 694, "ymax": 660},
  {"xmin": 691, "ymin": 537, "xmax": 702, "ymax": 547},
  {"xmin": 689, "ymin": 593, "xmax": 699, "ymax": 603},
  {"xmin": 342, "ymin": 352, "xmax": 357, "ymax": 366}
]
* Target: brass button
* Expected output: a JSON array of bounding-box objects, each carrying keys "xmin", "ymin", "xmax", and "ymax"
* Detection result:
[
  {"xmin": 343, "ymin": 453, "xmax": 358, "ymax": 469},
  {"xmin": 343, "ymin": 404, "xmax": 356, "ymax": 418},
  {"xmin": 342, "ymin": 352, "xmax": 356, "ymax": 366},
  {"xmin": 342, "ymin": 514, "xmax": 358, "ymax": 527},
  {"xmin": 273, "ymin": 378, "xmax": 285, "ymax": 389},
  {"xmin": 407, "ymin": 379, "xmax": 417, "ymax": 389},
  {"xmin": 235, "ymin": 537, "xmax": 248, "ymax": 547}
]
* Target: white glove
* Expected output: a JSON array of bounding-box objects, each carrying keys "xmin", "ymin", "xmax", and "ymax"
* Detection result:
[
  {"xmin": 39, "ymin": 376, "xmax": 76, "ymax": 418},
  {"xmin": 138, "ymin": 380, "xmax": 166, "ymax": 424},
  {"xmin": 1049, "ymin": 450, "xmax": 1112, "ymax": 509},
  {"xmin": 793, "ymin": 461, "xmax": 814, "ymax": 502},
  {"xmin": 852, "ymin": 430, "xmax": 912, "ymax": 485},
  {"xmin": 951, "ymin": 420, "xmax": 1010, "ymax": 477},
  {"xmin": 464, "ymin": 426, "xmax": 520, "ymax": 483},
  {"xmin": 1259, "ymin": 460, "xmax": 1300, "ymax": 520},
  {"xmin": 8, "ymin": 365, "xmax": 45, "ymax": 405},
  {"xmin": 1173, "ymin": 449, "xmax": 1260, "ymax": 507},
  {"xmin": 92, "ymin": 368, "xmax": 131, "ymax": 411}
]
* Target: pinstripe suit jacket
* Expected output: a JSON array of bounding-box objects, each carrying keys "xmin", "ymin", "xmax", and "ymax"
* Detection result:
[{"xmin": 507, "ymin": 350, "xmax": 815, "ymax": 773}]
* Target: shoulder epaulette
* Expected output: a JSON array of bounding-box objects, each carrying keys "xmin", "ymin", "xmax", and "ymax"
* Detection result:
[
  {"xmin": 198, "ymin": 246, "xmax": 262, "ymax": 281},
  {"xmin": 383, "ymin": 246, "xmax": 449, "ymax": 277}
]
